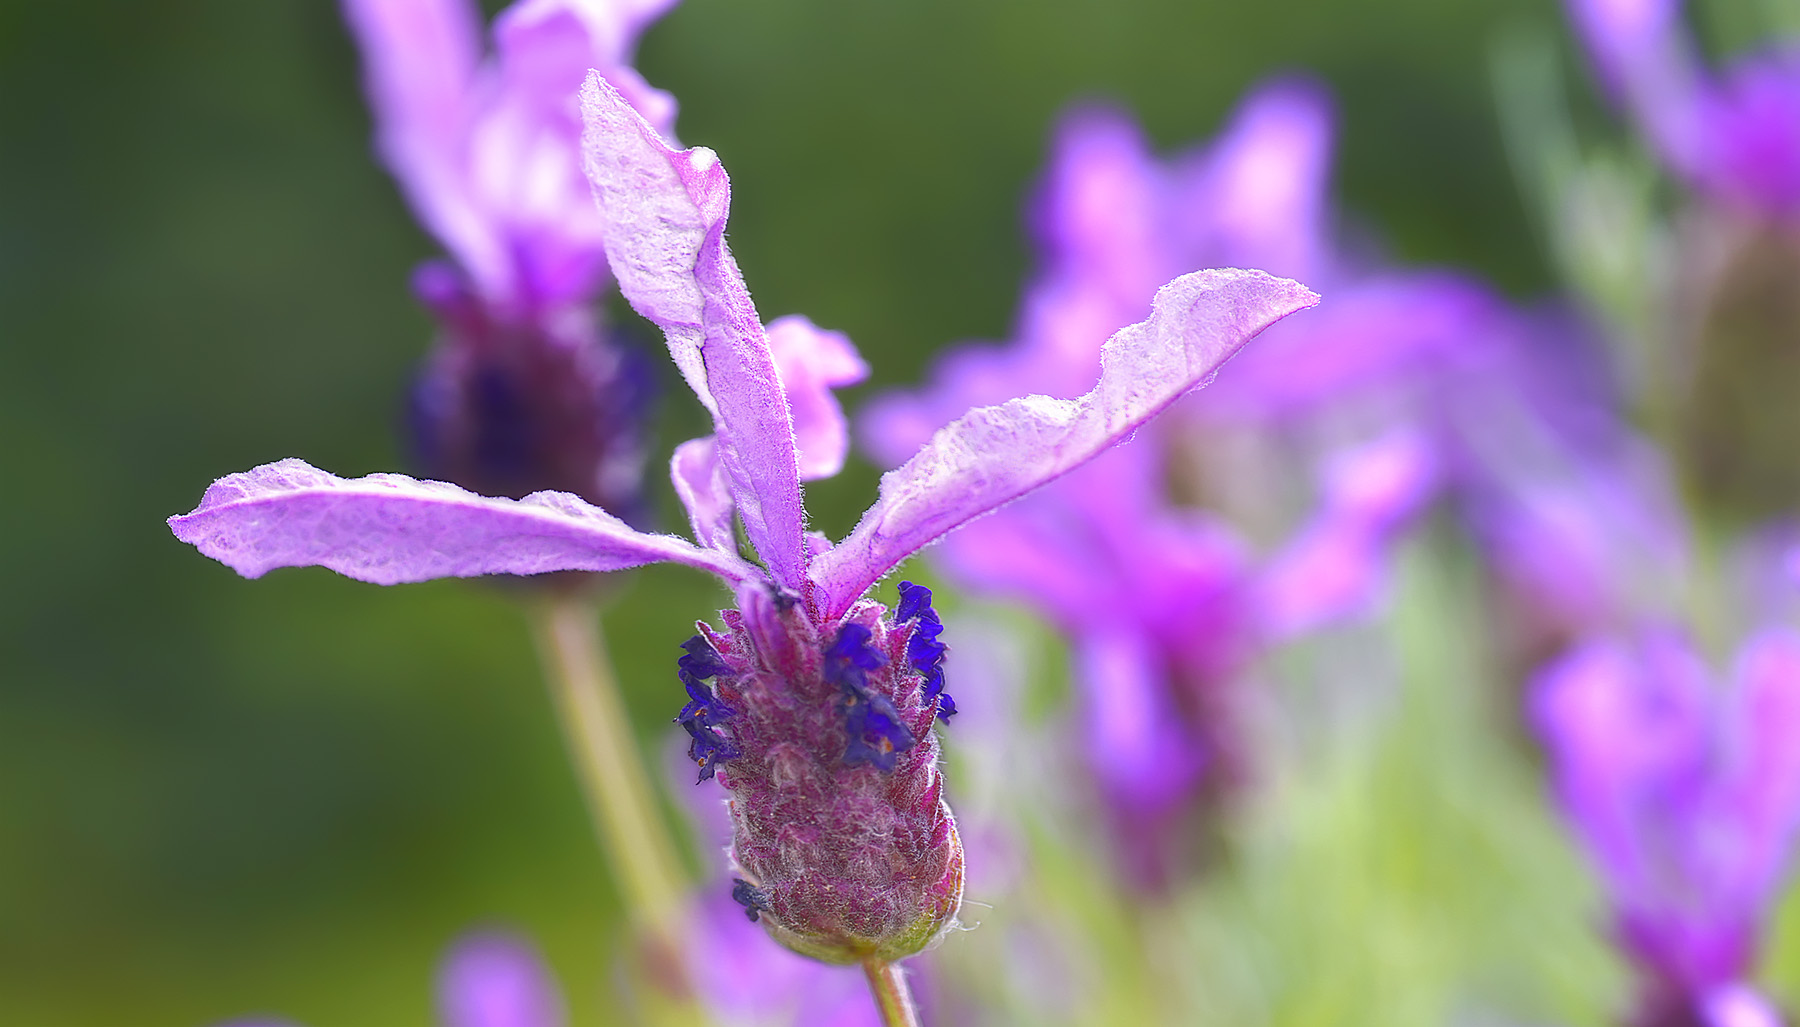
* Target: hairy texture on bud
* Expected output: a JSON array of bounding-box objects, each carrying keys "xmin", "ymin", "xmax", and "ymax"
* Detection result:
[{"xmin": 691, "ymin": 592, "xmax": 963, "ymax": 965}]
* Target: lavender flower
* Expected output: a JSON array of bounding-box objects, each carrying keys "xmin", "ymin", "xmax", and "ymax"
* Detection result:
[
  {"xmin": 169, "ymin": 78, "xmax": 1316, "ymax": 963},
  {"xmin": 1566, "ymin": 0, "xmax": 1800, "ymax": 216},
  {"xmin": 345, "ymin": 0, "xmax": 679, "ymax": 516},
  {"xmin": 1532, "ymin": 627, "xmax": 1800, "ymax": 1027}
]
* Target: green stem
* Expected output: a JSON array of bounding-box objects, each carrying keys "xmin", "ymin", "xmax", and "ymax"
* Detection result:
[
  {"xmin": 529, "ymin": 596, "xmax": 696, "ymax": 995},
  {"xmin": 862, "ymin": 960, "xmax": 923, "ymax": 1027}
]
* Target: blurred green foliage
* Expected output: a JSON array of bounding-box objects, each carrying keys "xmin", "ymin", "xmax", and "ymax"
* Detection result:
[{"xmin": 7, "ymin": 0, "xmax": 1730, "ymax": 1023}]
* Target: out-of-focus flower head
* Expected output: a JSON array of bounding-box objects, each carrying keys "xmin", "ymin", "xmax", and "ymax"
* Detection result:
[
  {"xmin": 345, "ymin": 0, "xmax": 680, "ymax": 518},
  {"xmin": 218, "ymin": 930, "xmax": 566, "ymax": 1027},
  {"xmin": 169, "ymin": 78, "xmax": 1317, "ymax": 962},
  {"xmin": 862, "ymin": 79, "xmax": 1480, "ymax": 887},
  {"xmin": 1532, "ymin": 627, "xmax": 1800, "ymax": 1027},
  {"xmin": 437, "ymin": 932, "xmax": 567, "ymax": 1027},
  {"xmin": 1566, "ymin": 0, "xmax": 1800, "ymax": 217}
]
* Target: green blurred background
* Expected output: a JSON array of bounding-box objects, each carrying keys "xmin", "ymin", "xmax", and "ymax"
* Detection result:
[{"xmin": 0, "ymin": 0, "xmax": 1645, "ymax": 1023}]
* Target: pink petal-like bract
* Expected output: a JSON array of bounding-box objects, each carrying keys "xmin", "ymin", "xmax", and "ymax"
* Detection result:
[
  {"xmin": 168, "ymin": 458, "xmax": 750, "ymax": 585},
  {"xmin": 810, "ymin": 268, "xmax": 1319, "ymax": 620},
  {"xmin": 579, "ymin": 73, "xmax": 808, "ymax": 592},
  {"xmin": 766, "ymin": 315, "xmax": 870, "ymax": 482}
]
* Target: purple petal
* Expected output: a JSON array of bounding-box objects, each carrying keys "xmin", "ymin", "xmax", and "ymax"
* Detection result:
[
  {"xmin": 1170, "ymin": 76, "xmax": 1334, "ymax": 282},
  {"xmin": 929, "ymin": 471, "xmax": 1135, "ymax": 630},
  {"xmin": 438, "ymin": 931, "xmax": 566, "ymax": 1027},
  {"xmin": 671, "ymin": 436, "xmax": 736, "ymax": 552},
  {"xmin": 1256, "ymin": 429, "xmax": 1437, "ymax": 638},
  {"xmin": 502, "ymin": 0, "xmax": 679, "ymax": 134},
  {"xmin": 341, "ymin": 0, "xmax": 510, "ymax": 295},
  {"xmin": 811, "ymin": 268, "xmax": 1318, "ymax": 620},
  {"xmin": 1698, "ymin": 51, "xmax": 1800, "ymax": 214},
  {"xmin": 1701, "ymin": 984, "xmax": 1785, "ymax": 1027},
  {"xmin": 1719, "ymin": 630, "xmax": 1800, "ymax": 904},
  {"xmin": 859, "ymin": 341, "xmax": 1045, "ymax": 472},
  {"xmin": 1564, "ymin": 0, "xmax": 1709, "ymax": 179},
  {"xmin": 1530, "ymin": 632, "xmax": 1712, "ymax": 905},
  {"xmin": 1202, "ymin": 271, "xmax": 1497, "ymax": 420},
  {"xmin": 765, "ymin": 315, "xmax": 870, "ymax": 481},
  {"xmin": 477, "ymin": 0, "xmax": 619, "ymax": 306},
  {"xmin": 1076, "ymin": 626, "xmax": 1205, "ymax": 812},
  {"xmin": 579, "ymin": 74, "xmax": 807, "ymax": 592},
  {"xmin": 168, "ymin": 458, "xmax": 751, "ymax": 585},
  {"xmin": 1024, "ymin": 104, "xmax": 1166, "ymax": 350},
  {"xmin": 1466, "ymin": 439, "xmax": 1687, "ymax": 634},
  {"xmin": 1567, "ymin": 0, "xmax": 1683, "ymax": 84}
]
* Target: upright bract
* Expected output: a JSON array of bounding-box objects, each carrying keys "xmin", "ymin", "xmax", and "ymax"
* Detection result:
[
  {"xmin": 344, "ymin": 0, "xmax": 679, "ymax": 516},
  {"xmin": 169, "ymin": 76, "xmax": 1316, "ymax": 965},
  {"xmin": 1532, "ymin": 628, "xmax": 1800, "ymax": 1027}
]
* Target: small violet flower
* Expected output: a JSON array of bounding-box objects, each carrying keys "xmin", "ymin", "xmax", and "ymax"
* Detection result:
[
  {"xmin": 344, "ymin": 0, "xmax": 680, "ymax": 517},
  {"xmin": 168, "ymin": 78, "xmax": 1317, "ymax": 962},
  {"xmin": 1567, "ymin": 0, "xmax": 1800, "ymax": 216},
  {"xmin": 1532, "ymin": 627, "xmax": 1800, "ymax": 1027}
]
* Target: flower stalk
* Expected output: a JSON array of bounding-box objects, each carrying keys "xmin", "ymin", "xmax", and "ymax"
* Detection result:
[
  {"xmin": 862, "ymin": 959, "xmax": 923, "ymax": 1027},
  {"xmin": 529, "ymin": 594, "xmax": 701, "ymax": 1011}
]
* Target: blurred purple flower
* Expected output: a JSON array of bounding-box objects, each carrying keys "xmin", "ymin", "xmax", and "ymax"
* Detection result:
[
  {"xmin": 218, "ymin": 931, "xmax": 565, "ymax": 1027},
  {"xmin": 1441, "ymin": 306, "xmax": 1692, "ymax": 651},
  {"xmin": 170, "ymin": 78, "xmax": 1316, "ymax": 960},
  {"xmin": 862, "ymin": 80, "xmax": 1462, "ymax": 886},
  {"xmin": 1567, "ymin": 0, "xmax": 1800, "ymax": 216},
  {"xmin": 1532, "ymin": 627, "xmax": 1800, "ymax": 1027},
  {"xmin": 346, "ymin": 0, "xmax": 681, "ymax": 516},
  {"xmin": 438, "ymin": 932, "xmax": 567, "ymax": 1027},
  {"xmin": 345, "ymin": 0, "xmax": 677, "ymax": 312}
]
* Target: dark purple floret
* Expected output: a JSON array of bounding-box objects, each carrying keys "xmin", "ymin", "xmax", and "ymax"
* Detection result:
[
  {"xmin": 896, "ymin": 580, "xmax": 956, "ymax": 721},
  {"xmin": 823, "ymin": 622, "xmax": 888, "ymax": 691},
  {"xmin": 675, "ymin": 634, "xmax": 739, "ymax": 781},
  {"xmin": 405, "ymin": 263, "xmax": 656, "ymax": 527},
  {"xmin": 842, "ymin": 693, "xmax": 914, "ymax": 771},
  {"xmin": 678, "ymin": 635, "xmax": 736, "ymax": 723},
  {"xmin": 682, "ymin": 719, "xmax": 739, "ymax": 782},
  {"xmin": 895, "ymin": 580, "xmax": 932, "ymax": 622},
  {"xmin": 825, "ymin": 623, "xmax": 917, "ymax": 770},
  {"xmin": 731, "ymin": 878, "xmax": 772, "ymax": 922}
]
